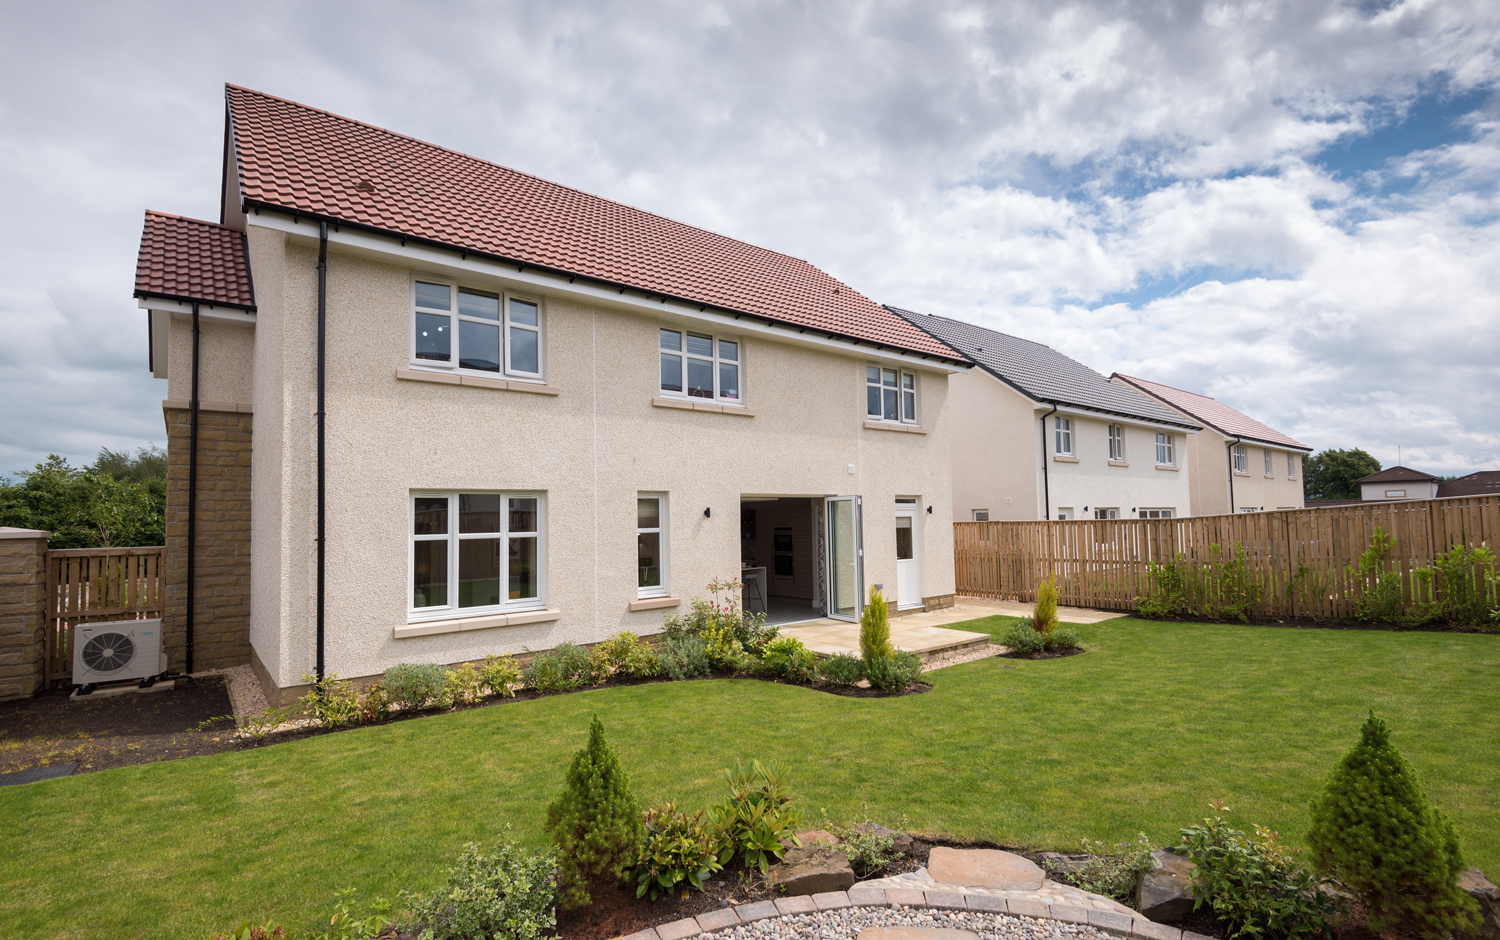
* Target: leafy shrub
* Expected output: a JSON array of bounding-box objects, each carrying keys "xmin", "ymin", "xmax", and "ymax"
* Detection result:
[
  {"xmin": 383, "ymin": 663, "xmax": 449, "ymax": 711},
  {"xmin": 1351, "ymin": 527, "xmax": 1405, "ymax": 623},
  {"xmin": 702, "ymin": 623, "xmax": 751, "ymax": 672},
  {"xmin": 1307, "ymin": 713, "xmax": 1479, "ymax": 938},
  {"xmin": 237, "ymin": 704, "xmax": 292, "ymax": 742},
  {"xmin": 859, "ymin": 586, "xmax": 894, "ymax": 662},
  {"xmin": 480, "ymin": 654, "xmax": 522, "ymax": 697},
  {"xmin": 1049, "ymin": 833, "xmax": 1155, "ymax": 905},
  {"xmin": 590, "ymin": 631, "xmax": 663, "ymax": 679},
  {"xmin": 405, "ymin": 838, "xmax": 557, "ymax": 940},
  {"xmin": 630, "ymin": 803, "xmax": 723, "ymax": 900},
  {"xmin": 662, "ymin": 577, "xmax": 777, "ymax": 654},
  {"xmin": 1033, "ymin": 574, "xmax": 1060, "ymax": 635},
  {"xmin": 1179, "ymin": 802, "xmax": 1339, "ymax": 940},
  {"xmin": 863, "ymin": 650, "xmax": 923, "ymax": 692},
  {"xmin": 710, "ymin": 759, "xmax": 803, "ymax": 874},
  {"xmin": 544, "ymin": 717, "xmax": 643, "ymax": 908},
  {"xmin": 438, "ymin": 662, "xmax": 486, "ymax": 709},
  {"xmin": 1411, "ymin": 543, "xmax": 1499, "ymax": 625},
  {"xmin": 1050, "ymin": 627, "xmax": 1081, "ymax": 650},
  {"xmin": 818, "ymin": 812, "xmax": 908, "ymax": 877},
  {"xmin": 298, "ymin": 673, "xmax": 363, "ymax": 728},
  {"xmin": 1134, "ymin": 543, "xmax": 1266, "ymax": 621},
  {"xmin": 357, "ymin": 684, "xmax": 392, "ymax": 725},
  {"xmin": 310, "ymin": 888, "xmax": 394, "ymax": 940},
  {"xmin": 816, "ymin": 652, "xmax": 864, "ymax": 686},
  {"xmin": 523, "ymin": 643, "xmax": 598, "ymax": 693},
  {"xmin": 213, "ymin": 922, "xmax": 286, "ymax": 940},
  {"xmin": 660, "ymin": 634, "xmax": 711, "ymax": 679},
  {"xmin": 760, "ymin": 637, "xmax": 817, "ymax": 683},
  {"xmin": 1002, "ymin": 620, "xmax": 1045, "ymax": 653}
]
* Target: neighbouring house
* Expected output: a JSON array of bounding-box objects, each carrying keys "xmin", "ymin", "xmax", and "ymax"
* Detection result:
[
  {"xmin": 132, "ymin": 85, "xmax": 970, "ymax": 703},
  {"xmin": 889, "ymin": 309, "xmax": 1200, "ymax": 522},
  {"xmin": 1111, "ymin": 375, "xmax": 1311, "ymax": 515},
  {"xmin": 1438, "ymin": 470, "xmax": 1500, "ymax": 498},
  {"xmin": 1355, "ymin": 466, "xmax": 1443, "ymax": 501}
]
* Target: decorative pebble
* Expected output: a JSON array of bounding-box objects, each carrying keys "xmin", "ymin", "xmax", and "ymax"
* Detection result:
[{"xmin": 718, "ymin": 906, "xmax": 1113, "ymax": 940}]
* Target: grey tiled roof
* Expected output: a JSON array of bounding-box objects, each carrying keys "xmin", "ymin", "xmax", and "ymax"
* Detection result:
[{"xmin": 888, "ymin": 306, "xmax": 1199, "ymax": 429}]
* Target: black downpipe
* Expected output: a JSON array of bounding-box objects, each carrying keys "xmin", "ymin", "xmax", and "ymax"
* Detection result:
[
  {"xmin": 1040, "ymin": 403, "xmax": 1059, "ymax": 520},
  {"xmin": 186, "ymin": 303, "xmax": 200, "ymax": 675},
  {"xmin": 1227, "ymin": 436, "xmax": 1242, "ymax": 514},
  {"xmin": 316, "ymin": 223, "xmax": 328, "ymax": 681}
]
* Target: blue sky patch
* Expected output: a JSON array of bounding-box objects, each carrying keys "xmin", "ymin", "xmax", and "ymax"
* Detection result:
[{"xmin": 1315, "ymin": 82, "xmax": 1492, "ymax": 182}]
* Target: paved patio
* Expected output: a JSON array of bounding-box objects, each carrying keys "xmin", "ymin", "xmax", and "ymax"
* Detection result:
[{"xmin": 954, "ymin": 597, "xmax": 1128, "ymax": 625}]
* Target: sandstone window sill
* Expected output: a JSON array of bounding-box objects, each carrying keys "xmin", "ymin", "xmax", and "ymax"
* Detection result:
[
  {"xmin": 396, "ymin": 368, "xmax": 560, "ymax": 395},
  {"xmin": 863, "ymin": 420, "xmax": 928, "ymax": 435},
  {"xmin": 651, "ymin": 397, "xmax": 755, "ymax": 416},
  {"xmin": 1234, "ymin": 471, "xmax": 1251, "ymax": 477},
  {"xmin": 1108, "ymin": 460, "xmax": 1130, "ymax": 468},
  {"xmin": 1156, "ymin": 464, "xmax": 1180, "ymax": 471},
  {"xmin": 163, "ymin": 398, "xmax": 253, "ymax": 414},
  {"xmin": 1053, "ymin": 455, "xmax": 1080, "ymax": 463},
  {"xmin": 394, "ymin": 607, "xmax": 561, "ymax": 639},
  {"xmin": 628, "ymin": 596, "xmax": 681, "ymax": 612}
]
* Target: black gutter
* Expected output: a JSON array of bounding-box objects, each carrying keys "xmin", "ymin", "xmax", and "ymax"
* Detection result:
[
  {"xmin": 316, "ymin": 222, "xmax": 328, "ymax": 682},
  {"xmin": 133, "ymin": 290, "xmax": 257, "ymax": 312},
  {"xmin": 1227, "ymin": 436, "xmax": 1242, "ymax": 514},
  {"xmin": 242, "ymin": 200, "xmax": 970, "ymax": 370},
  {"xmin": 186, "ymin": 302, "xmax": 200, "ymax": 675},
  {"xmin": 1040, "ymin": 403, "xmax": 1058, "ymax": 520}
]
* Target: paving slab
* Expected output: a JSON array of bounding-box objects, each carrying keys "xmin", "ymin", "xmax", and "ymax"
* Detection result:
[
  {"xmin": 923, "ymin": 890, "xmax": 969, "ymax": 910},
  {"xmin": 656, "ymin": 918, "xmax": 702, "ymax": 940},
  {"xmin": 884, "ymin": 888, "xmax": 928, "ymax": 907},
  {"xmin": 1088, "ymin": 909, "xmax": 1134, "ymax": 934},
  {"xmin": 1007, "ymin": 899, "xmax": 1051, "ymax": 920},
  {"xmin": 814, "ymin": 891, "xmax": 853, "ymax": 910},
  {"xmin": 963, "ymin": 894, "xmax": 1009, "ymax": 914},
  {"xmin": 0, "ymin": 763, "xmax": 77, "ymax": 787},
  {"xmin": 734, "ymin": 901, "xmax": 780, "ymax": 923},
  {"xmin": 957, "ymin": 597, "xmax": 1126, "ymax": 624},
  {"xmin": 696, "ymin": 908, "xmax": 740, "ymax": 932},
  {"xmin": 1131, "ymin": 921, "xmax": 1181, "ymax": 940},
  {"xmin": 618, "ymin": 929, "xmax": 660, "ymax": 940},
  {"xmin": 1049, "ymin": 904, "xmax": 1091, "ymax": 924},
  {"xmin": 927, "ymin": 847, "xmax": 1045, "ymax": 891},
  {"xmin": 848, "ymin": 888, "xmax": 888, "ymax": 907},
  {"xmin": 773, "ymin": 896, "xmax": 817, "ymax": 915}
]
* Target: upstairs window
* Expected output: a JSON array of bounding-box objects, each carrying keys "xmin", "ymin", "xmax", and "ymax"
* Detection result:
[
  {"xmin": 660, "ymin": 329, "xmax": 740, "ymax": 403},
  {"xmin": 1155, "ymin": 433, "xmax": 1175, "ymax": 466},
  {"xmin": 1054, "ymin": 417, "xmax": 1073, "ymax": 455},
  {"xmin": 1233, "ymin": 443, "xmax": 1248, "ymax": 474},
  {"xmin": 867, "ymin": 366, "xmax": 917, "ymax": 423},
  {"xmin": 412, "ymin": 279, "xmax": 543, "ymax": 380},
  {"xmin": 1108, "ymin": 424, "xmax": 1125, "ymax": 461},
  {"xmin": 1288, "ymin": 453, "xmax": 1298, "ymax": 478},
  {"xmin": 1264, "ymin": 448, "xmax": 1274, "ymax": 475}
]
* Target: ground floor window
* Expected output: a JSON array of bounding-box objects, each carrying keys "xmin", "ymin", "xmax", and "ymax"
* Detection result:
[
  {"xmin": 1140, "ymin": 508, "xmax": 1174, "ymax": 519},
  {"xmin": 1094, "ymin": 507, "xmax": 1119, "ymax": 519},
  {"xmin": 972, "ymin": 509, "xmax": 989, "ymax": 521},
  {"xmin": 411, "ymin": 491, "xmax": 544, "ymax": 618},
  {"xmin": 637, "ymin": 493, "xmax": 668, "ymax": 598}
]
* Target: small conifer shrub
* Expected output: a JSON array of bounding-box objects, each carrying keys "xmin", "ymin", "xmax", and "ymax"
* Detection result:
[
  {"xmin": 544, "ymin": 717, "xmax": 644, "ymax": 909},
  {"xmin": 1307, "ymin": 712, "xmax": 1479, "ymax": 939},
  {"xmin": 1033, "ymin": 574, "xmax": 1060, "ymax": 636},
  {"xmin": 860, "ymin": 587, "xmax": 894, "ymax": 663}
]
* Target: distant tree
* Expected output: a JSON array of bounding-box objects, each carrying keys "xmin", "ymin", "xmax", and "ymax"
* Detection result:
[
  {"xmin": 1303, "ymin": 448, "xmax": 1381, "ymax": 500},
  {"xmin": 0, "ymin": 451, "xmax": 166, "ymax": 548}
]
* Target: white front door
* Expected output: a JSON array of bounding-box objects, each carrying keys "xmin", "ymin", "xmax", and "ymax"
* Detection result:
[{"xmin": 895, "ymin": 508, "xmax": 921, "ymax": 609}]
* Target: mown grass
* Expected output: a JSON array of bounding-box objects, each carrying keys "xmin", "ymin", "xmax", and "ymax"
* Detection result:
[{"xmin": 1, "ymin": 617, "xmax": 1495, "ymax": 940}]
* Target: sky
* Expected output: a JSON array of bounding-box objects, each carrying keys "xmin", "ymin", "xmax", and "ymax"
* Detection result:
[{"xmin": 1, "ymin": 0, "xmax": 1498, "ymax": 477}]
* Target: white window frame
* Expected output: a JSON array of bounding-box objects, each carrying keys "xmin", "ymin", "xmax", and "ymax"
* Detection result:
[
  {"xmin": 1233, "ymin": 443, "xmax": 1248, "ymax": 474},
  {"xmin": 1288, "ymin": 453, "xmax": 1297, "ymax": 479},
  {"xmin": 1108, "ymin": 424, "xmax": 1125, "ymax": 461},
  {"xmin": 409, "ymin": 276, "xmax": 546, "ymax": 382},
  {"xmin": 659, "ymin": 327, "xmax": 743, "ymax": 405},
  {"xmin": 1054, "ymin": 417, "xmax": 1073, "ymax": 456},
  {"xmin": 636, "ymin": 492, "xmax": 668, "ymax": 599},
  {"xmin": 972, "ymin": 509, "xmax": 989, "ymax": 521},
  {"xmin": 1155, "ymin": 433, "xmax": 1175, "ymax": 466},
  {"xmin": 1094, "ymin": 507, "xmax": 1119, "ymax": 520},
  {"xmin": 1385, "ymin": 489, "xmax": 1407, "ymax": 499},
  {"xmin": 1264, "ymin": 448, "xmax": 1274, "ymax": 476},
  {"xmin": 1140, "ymin": 508, "xmax": 1175, "ymax": 519},
  {"xmin": 866, "ymin": 365, "xmax": 918, "ymax": 424},
  {"xmin": 408, "ymin": 490, "xmax": 547, "ymax": 623}
]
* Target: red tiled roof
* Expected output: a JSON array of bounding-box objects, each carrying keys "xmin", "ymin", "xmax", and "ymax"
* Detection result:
[
  {"xmin": 1112, "ymin": 374, "xmax": 1310, "ymax": 450},
  {"xmin": 224, "ymin": 85, "xmax": 957, "ymax": 360},
  {"xmin": 134, "ymin": 211, "xmax": 256, "ymax": 309}
]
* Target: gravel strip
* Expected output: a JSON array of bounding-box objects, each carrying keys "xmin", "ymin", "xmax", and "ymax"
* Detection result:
[
  {"xmin": 190, "ymin": 664, "xmax": 265, "ymax": 722},
  {"xmin": 921, "ymin": 643, "xmax": 1008, "ymax": 673},
  {"xmin": 722, "ymin": 906, "xmax": 1111, "ymax": 940}
]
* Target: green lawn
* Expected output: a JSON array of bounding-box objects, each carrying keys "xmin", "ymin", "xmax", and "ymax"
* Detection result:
[{"xmin": 2, "ymin": 618, "xmax": 1496, "ymax": 940}]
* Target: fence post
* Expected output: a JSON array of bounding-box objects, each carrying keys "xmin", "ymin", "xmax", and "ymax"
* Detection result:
[{"xmin": 0, "ymin": 527, "xmax": 51, "ymax": 701}]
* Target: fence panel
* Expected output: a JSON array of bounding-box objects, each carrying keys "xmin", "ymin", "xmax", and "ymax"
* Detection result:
[
  {"xmin": 44, "ymin": 546, "xmax": 165, "ymax": 684},
  {"xmin": 953, "ymin": 496, "xmax": 1498, "ymax": 617}
]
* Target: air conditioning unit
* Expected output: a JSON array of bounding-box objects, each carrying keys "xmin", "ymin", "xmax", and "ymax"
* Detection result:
[{"xmin": 73, "ymin": 620, "xmax": 165, "ymax": 690}]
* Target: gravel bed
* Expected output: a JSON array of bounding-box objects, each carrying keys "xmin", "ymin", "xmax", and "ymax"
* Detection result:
[
  {"xmin": 920, "ymin": 643, "xmax": 1008, "ymax": 673},
  {"xmin": 725, "ymin": 907, "xmax": 1110, "ymax": 940}
]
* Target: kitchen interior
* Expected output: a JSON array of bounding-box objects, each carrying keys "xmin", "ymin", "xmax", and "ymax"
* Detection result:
[{"xmin": 738, "ymin": 497, "xmax": 824, "ymax": 626}]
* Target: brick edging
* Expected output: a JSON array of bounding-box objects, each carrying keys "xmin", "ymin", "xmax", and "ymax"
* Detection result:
[{"xmin": 614, "ymin": 888, "xmax": 1205, "ymax": 940}]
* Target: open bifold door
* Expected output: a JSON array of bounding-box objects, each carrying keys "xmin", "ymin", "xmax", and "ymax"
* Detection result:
[{"xmin": 825, "ymin": 495, "xmax": 864, "ymax": 621}]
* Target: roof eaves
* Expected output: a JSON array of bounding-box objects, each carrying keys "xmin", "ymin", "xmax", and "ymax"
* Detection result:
[
  {"xmin": 246, "ymin": 200, "xmax": 969, "ymax": 367},
  {"xmin": 132, "ymin": 289, "xmax": 257, "ymax": 312}
]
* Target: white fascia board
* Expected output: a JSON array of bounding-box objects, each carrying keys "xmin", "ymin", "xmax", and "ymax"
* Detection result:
[
  {"xmin": 1032, "ymin": 401, "xmax": 1200, "ymax": 434},
  {"xmin": 137, "ymin": 297, "xmax": 256, "ymax": 325},
  {"xmin": 249, "ymin": 213, "xmax": 968, "ymax": 375}
]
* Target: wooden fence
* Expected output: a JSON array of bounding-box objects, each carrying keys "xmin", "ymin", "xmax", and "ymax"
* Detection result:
[
  {"xmin": 953, "ymin": 496, "xmax": 1499, "ymax": 619},
  {"xmin": 45, "ymin": 546, "xmax": 164, "ymax": 684}
]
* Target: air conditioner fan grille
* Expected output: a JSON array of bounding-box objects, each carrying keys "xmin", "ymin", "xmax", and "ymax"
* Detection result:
[{"xmin": 82, "ymin": 632, "xmax": 135, "ymax": 673}]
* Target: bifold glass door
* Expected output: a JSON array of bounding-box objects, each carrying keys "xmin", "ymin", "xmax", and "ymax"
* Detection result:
[{"xmin": 826, "ymin": 496, "xmax": 863, "ymax": 620}]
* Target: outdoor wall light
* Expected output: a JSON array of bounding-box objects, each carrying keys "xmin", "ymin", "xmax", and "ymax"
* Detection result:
[
  {"xmin": 704, "ymin": 507, "xmax": 711, "ymax": 518},
  {"xmin": 927, "ymin": 505, "xmax": 933, "ymax": 514}
]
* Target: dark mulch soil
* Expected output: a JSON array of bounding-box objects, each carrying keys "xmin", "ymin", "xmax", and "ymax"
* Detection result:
[
  {"xmin": 819, "ymin": 681, "xmax": 933, "ymax": 697},
  {"xmin": 0, "ymin": 676, "xmax": 236, "ymax": 776},
  {"xmin": 996, "ymin": 648, "xmax": 1086, "ymax": 660}
]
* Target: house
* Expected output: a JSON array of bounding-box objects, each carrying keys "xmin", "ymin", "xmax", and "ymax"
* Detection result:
[
  {"xmin": 1438, "ymin": 471, "xmax": 1500, "ymax": 498},
  {"xmin": 1355, "ymin": 466, "xmax": 1443, "ymax": 501},
  {"xmin": 1112, "ymin": 375, "xmax": 1311, "ymax": 515},
  {"xmin": 132, "ymin": 86, "xmax": 970, "ymax": 703},
  {"xmin": 890, "ymin": 309, "xmax": 1200, "ymax": 522}
]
